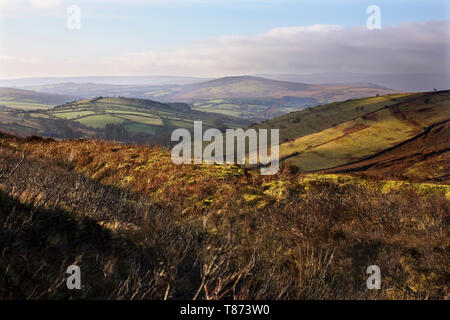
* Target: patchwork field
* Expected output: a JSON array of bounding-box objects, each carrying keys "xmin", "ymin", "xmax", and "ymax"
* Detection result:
[
  {"xmin": 0, "ymin": 95, "xmax": 250, "ymax": 142},
  {"xmin": 49, "ymin": 97, "xmax": 249, "ymax": 134}
]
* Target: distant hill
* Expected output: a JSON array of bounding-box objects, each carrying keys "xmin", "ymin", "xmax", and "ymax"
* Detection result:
[
  {"xmin": 256, "ymin": 72, "xmax": 450, "ymax": 92},
  {"xmin": 171, "ymin": 76, "xmax": 311, "ymax": 99},
  {"xmin": 0, "ymin": 75, "xmax": 209, "ymax": 87},
  {"xmin": 255, "ymin": 90, "xmax": 450, "ymax": 183},
  {"xmin": 169, "ymin": 76, "xmax": 396, "ymax": 120},
  {"xmin": 17, "ymin": 76, "xmax": 396, "ymax": 121},
  {"xmin": 171, "ymin": 76, "xmax": 392, "ymax": 99},
  {"xmin": 0, "ymin": 87, "xmax": 76, "ymax": 110}
]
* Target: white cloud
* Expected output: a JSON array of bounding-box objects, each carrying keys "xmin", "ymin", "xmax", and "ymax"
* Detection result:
[
  {"xmin": 29, "ymin": 0, "xmax": 63, "ymax": 10},
  {"xmin": 97, "ymin": 20, "xmax": 449, "ymax": 77}
]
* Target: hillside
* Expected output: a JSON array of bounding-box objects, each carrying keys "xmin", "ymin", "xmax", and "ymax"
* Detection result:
[
  {"xmin": 0, "ymin": 87, "xmax": 75, "ymax": 110},
  {"xmin": 326, "ymin": 120, "xmax": 450, "ymax": 183},
  {"xmin": 0, "ymin": 133, "xmax": 448, "ymax": 299},
  {"xmin": 256, "ymin": 90, "xmax": 449, "ymax": 182}
]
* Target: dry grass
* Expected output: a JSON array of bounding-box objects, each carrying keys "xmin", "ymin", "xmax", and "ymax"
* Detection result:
[{"xmin": 0, "ymin": 135, "xmax": 448, "ymax": 299}]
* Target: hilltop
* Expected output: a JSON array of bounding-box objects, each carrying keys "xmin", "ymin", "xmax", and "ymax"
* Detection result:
[{"xmin": 255, "ymin": 90, "xmax": 450, "ymax": 183}]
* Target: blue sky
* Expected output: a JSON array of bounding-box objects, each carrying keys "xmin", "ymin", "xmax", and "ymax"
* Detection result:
[{"xmin": 0, "ymin": 0, "xmax": 449, "ymax": 78}]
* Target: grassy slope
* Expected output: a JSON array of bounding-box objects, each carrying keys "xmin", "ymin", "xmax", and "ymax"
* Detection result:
[
  {"xmin": 256, "ymin": 91, "xmax": 449, "ymax": 175},
  {"xmin": 253, "ymin": 93, "xmax": 418, "ymax": 141},
  {"xmin": 325, "ymin": 120, "xmax": 450, "ymax": 183},
  {"xmin": 0, "ymin": 134, "xmax": 448, "ymax": 299}
]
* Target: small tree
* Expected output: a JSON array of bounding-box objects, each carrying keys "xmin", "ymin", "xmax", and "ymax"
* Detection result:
[{"xmin": 104, "ymin": 123, "xmax": 129, "ymax": 142}]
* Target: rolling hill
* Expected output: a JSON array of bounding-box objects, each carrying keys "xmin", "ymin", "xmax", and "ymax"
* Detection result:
[
  {"xmin": 50, "ymin": 96, "xmax": 249, "ymax": 132},
  {"xmin": 0, "ymin": 87, "xmax": 76, "ymax": 110},
  {"xmin": 255, "ymin": 90, "xmax": 450, "ymax": 183},
  {"xmin": 20, "ymin": 76, "xmax": 396, "ymax": 121},
  {"xmin": 0, "ymin": 96, "xmax": 250, "ymax": 143}
]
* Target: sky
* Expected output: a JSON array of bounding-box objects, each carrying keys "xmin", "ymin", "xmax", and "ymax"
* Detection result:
[{"xmin": 0, "ymin": 0, "xmax": 449, "ymax": 79}]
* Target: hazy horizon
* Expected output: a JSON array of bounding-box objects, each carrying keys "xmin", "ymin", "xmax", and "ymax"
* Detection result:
[{"xmin": 0, "ymin": 0, "xmax": 449, "ymax": 85}]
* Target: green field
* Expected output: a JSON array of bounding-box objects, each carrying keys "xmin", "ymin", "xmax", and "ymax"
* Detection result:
[
  {"xmin": 192, "ymin": 100, "xmax": 271, "ymax": 118},
  {"xmin": 0, "ymin": 100, "xmax": 52, "ymax": 110},
  {"xmin": 51, "ymin": 110, "xmax": 97, "ymax": 119},
  {"xmin": 124, "ymin": 123, "xmax": 159, "ymax": 134},
  {"xmin": 47, "ymin": 97, "xmax": 249, "ymax": 137},
  {"xmin": 118, "ymin": 114, "xmax": 164, "ymax": 126},
  {"xmin": 75, "ymin": 115, "xmax": 125, "ymax": 128}
]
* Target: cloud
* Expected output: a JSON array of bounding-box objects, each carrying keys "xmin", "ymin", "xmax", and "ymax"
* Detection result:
[
  {"xmin": 29, "ymin": 0, "xmax": 63, "ymax": 10},
  {"xmin": 99, "ymin": 20, "xmax": 449, "ymax": 77},
  {"xmin": 0, "ymin": 0, "xmax": 63, "ymax": 16},
  {"xmin": 0, "ymin": 20, "xmax": 448, "ymax": 79}
]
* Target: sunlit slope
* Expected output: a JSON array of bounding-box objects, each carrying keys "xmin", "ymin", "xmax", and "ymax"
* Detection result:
[
  {"xmin": 270, "ymin": 91, "xmax": 450, "ymax": 171},
  {"xmin": 326, "ymin": 121, "xmax": 450, "ymax": 183},
  {"xmin": 254, "ymin": 92, "xmax": 423, "ymax": 142}
]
